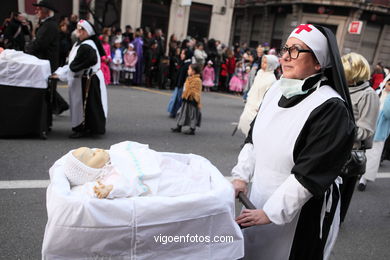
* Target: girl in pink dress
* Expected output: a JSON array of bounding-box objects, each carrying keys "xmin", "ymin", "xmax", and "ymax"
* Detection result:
[
  {"xmin": 229, "ymin": 61, "xmax": 244, "ymax": 95},
  {"xmin": 202, "ymin": 60, "xmax": 215, "ymax": 92},
  {"xmin": 123, "ymin": 43, "xmax": 138, "ymax": 85},
  {"xmin": 100, "ymin": 35, "xmax": 111, "ymax": 85}
]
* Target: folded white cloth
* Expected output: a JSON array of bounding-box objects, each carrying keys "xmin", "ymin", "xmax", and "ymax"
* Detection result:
[{"xmin": 0, "ymin": 49, "xmax": 51, "ymax": 89}]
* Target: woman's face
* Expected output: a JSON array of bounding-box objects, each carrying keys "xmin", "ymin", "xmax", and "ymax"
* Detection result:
[
  {"xmin": 261, "ymin": 56, "xmax": 267, "ymax": 71},
  {"xmin": 280, "ymin": 37, "xmax": 321, "ymax": 79},
  {"xmin": 77, "ymin": 26, "xmax": 89, "ymax": 41}
]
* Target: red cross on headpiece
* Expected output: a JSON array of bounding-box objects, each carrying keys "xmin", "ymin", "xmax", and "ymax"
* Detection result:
[{"xmin": 295, "ymin": 24, "xmax": 312, "ymax": 34}]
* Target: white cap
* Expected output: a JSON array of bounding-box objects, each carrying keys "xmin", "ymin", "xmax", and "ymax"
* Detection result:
[
  {"xmin": 288, "ymin": 24, "xmax": 330, "ymax": 68},
  {"xmin": 63, "ymin": 151, "xmax": 103, "ymax": 186},
  {"xmin": 78, "ymin": 19, "xmax": 95, "ymax": 36}
]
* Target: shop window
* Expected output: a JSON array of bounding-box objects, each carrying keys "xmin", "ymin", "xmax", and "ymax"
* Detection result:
[
  {"xmin": 250, "ymin": 15, "xmax": 262, "ymax": 48},
  {"xmin": 141, "ymin": 0, "xmax": 171, "ymax": 37},
  {"xmin": 271, "ymin": 15, "xmax": 286, "ymax": 50},
  {"xmin": 233, "ymin": 16, "xmax": 243, "ymax": 45},
  {"xmin": 187, "ymin": 3, "xmax": 212, "ymax": 41}
]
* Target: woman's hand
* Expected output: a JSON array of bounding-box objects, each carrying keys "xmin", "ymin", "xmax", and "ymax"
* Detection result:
[
  {"xmin": 236, "ymin": 209, "xmax": 271, "ymax": 227},
  {"xmin": 232, "ymin": 179, "xmax": 248, "ymax": 197}
]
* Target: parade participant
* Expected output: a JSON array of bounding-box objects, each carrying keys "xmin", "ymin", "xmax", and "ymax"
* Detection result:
[
  {"xmin": 26, "ymin": 0, "xmax": 69, "ymax": 116},
  {"xmin": 231, "ymin": 24, "xmax": 355, "ymax": 260},
  {"xmin": 26, "ymin": 0, "xmax": 58, "ymax": 72},
  {"xmin": 358, "ymin": 77, "xmax": 390, "ymax": 191},
  {"xmin": 53, "ymin": 19, "xmax": 108, "ymax": 138},
  {"xmin": 237, "ymin": 54, "xmax": 279, "ymax": 136},
  {"xmin": 171, "ymin": 63, "xmax": 202, "ymax": 135},
  {"xmin": 339, "ymin": 52, "xmax": 379, "ymax": 220}
]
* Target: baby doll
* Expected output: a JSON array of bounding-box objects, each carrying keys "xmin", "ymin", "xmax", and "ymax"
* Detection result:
[{"xmin": 64, "ymin": 147, "xmax": 146, "ymax": 199}]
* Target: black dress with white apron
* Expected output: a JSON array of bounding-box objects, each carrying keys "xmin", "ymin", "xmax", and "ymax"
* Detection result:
[
  {"xmin": 55, "ymin": 39, "xmax": 108, "ymax": 134},
  {"xmin": 241, "ymin": 77, "xmax": 354, "ymax": 260}
]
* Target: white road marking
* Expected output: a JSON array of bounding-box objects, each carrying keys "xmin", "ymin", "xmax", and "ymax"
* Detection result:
[
  {"xmin": 0, "ymin": 180, "xmax": 50, "ymax": 189},
  {"xmin": 1, "ymin": 173, "xmax": 390, "ymax": 189},
  {"xmin": 377, "ymin": 172, "xmax": 390, "ymax": 179}
]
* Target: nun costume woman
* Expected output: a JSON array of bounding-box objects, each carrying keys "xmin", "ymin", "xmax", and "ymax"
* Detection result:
[
  {"xmin": 232, "ymin": 24, "xmax": 355, "ymax": 260},
  {"xmin": 237, "ymin": 54, "xmax": 280, "ymax": 136},
  {"xmin": 54, "ymin": 20, "xmax": 108, "ymax": 138}
]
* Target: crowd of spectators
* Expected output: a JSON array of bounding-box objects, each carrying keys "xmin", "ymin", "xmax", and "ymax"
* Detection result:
[{"xmin": 1, "ymin": 11, "xmax": 388, "ymax": 97}]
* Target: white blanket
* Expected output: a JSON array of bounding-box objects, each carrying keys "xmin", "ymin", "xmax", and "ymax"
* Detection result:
[
  {"xmin": 0, "ymin": 49, "xmax": 51, "ymax": 89},
  {"xmin": 42, "ymin": 141, "xmax": 244, "ymax": 260}
]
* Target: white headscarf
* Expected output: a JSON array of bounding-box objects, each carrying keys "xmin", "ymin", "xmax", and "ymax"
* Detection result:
[
  {"xmin": 288, "ymin": 24, "xmax": 330, "ymax": 68},
  {"xmin": 78, "ymin": 19, "xmax": 95, "ymax": 36},
  {"xmin": 263, "ymin": 55, "xmax": 279, "ymax": 72}
]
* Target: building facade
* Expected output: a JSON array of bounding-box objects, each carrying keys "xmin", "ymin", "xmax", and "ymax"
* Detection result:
[
  {"xmin": 231, "ymin": 0, "xmax": 390, "ymax": 65},
  {"xmin": 13, "ymin": 0, "xmax": 235, "ymax": 45}
]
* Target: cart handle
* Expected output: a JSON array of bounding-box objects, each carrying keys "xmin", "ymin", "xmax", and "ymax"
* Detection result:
[{"xmin": 237, "ymin": 192, "xmax": 256, "ymax": 209}]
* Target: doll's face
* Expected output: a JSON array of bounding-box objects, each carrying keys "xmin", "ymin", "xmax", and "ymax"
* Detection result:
[{"xmin": 72, "ymin": 147, "xmax": 109, "ymax": 168}]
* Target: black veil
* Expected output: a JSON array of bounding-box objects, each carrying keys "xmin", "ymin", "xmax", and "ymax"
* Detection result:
[{"xmin": 314, "ymin": 25, "xmax": 354, "ymax": 121}]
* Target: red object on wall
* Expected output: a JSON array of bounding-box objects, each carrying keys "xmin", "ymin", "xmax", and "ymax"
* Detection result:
[
  {"xmin": 348, "ymin": 21, "xmax": 363, "ymax": 34},
  {"xmin": 25, "ymin": 0, "xmax": 38, "ymax": 15}
]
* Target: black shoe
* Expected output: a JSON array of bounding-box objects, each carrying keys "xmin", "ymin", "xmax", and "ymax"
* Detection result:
[
  {"xmin": 171, "ymin": 127, "xmax": 181, "ymax": 133},
  {"xmin": 184, "ymin": 128, "xmax": 195, "ymax": 135},
  {"xmin": 69, "ymin": 131, "xmax": 88, "ymax": 138},
  {"xmin": 357, "ymin": 183, "xmax": 366, "ymax": 191}
]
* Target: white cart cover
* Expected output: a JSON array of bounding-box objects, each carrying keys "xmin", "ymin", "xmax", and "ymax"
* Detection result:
[
  {"xmin": 0, "ymin": 49, "xmax": 51, "ymax": 89},
  {"xmin": 42, "ymin": 142, "xmax": 244, "ymax": 260}
]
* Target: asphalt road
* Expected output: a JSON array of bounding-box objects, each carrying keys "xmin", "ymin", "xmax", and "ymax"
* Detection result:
[{"xmin": 0, "ymin": 85, "xmax": 389, "ymax": 259}]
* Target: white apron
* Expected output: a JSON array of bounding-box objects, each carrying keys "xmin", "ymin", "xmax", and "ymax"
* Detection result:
[
  {"xmin": 243, "ymin": 83, "xmax": 342, "ymax": 260},
  {"xmin": 55, "ymin": 39, "xmax": 107, "ymax": 127}
]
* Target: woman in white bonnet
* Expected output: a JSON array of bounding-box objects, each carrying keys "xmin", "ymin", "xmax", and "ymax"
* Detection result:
[
  {"xmin": 53, "ymin": 19, "xmax": 108, "ymax": 138},
  {"xmin": 231, "ymin": 24, "xmax": 355, "ymax": 259},
  {"xmin": 237, "ymin": 54, "xmax": 280, "ymax": 136}
]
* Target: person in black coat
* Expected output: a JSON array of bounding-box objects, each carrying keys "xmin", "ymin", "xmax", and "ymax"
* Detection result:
[
  {"xmin": 167, "ymin": 48, "xmax": 192, "ymax": 118},
  {"xmin": 3, "ymin": 12, "xmax": 29, "ymax": 51},
  {"xmin": 26, "ymin": 0, "xmax": 69, "ymax": 116},
  {"xmin": 26, "ymin": 0, "xmax": 59, "ymax": 72}
]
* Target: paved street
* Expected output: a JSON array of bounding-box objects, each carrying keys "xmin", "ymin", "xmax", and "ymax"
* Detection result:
[{"xmin": 0, "ymin": 85, "xmax": 389, "ymax": 259}]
